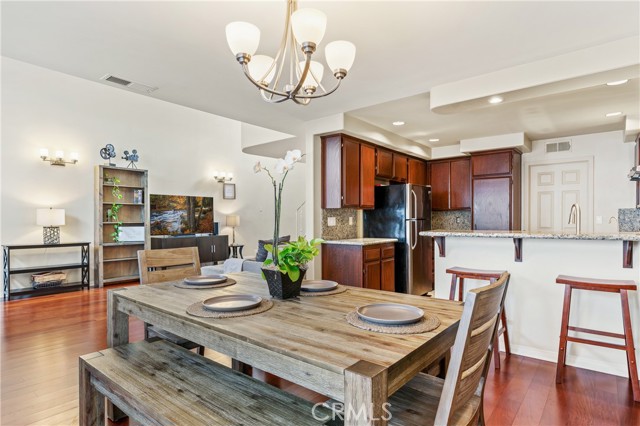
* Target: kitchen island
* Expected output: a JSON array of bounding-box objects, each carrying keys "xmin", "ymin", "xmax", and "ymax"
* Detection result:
[{"xmin": 420, "ymin": 230, "xmax": 640, "ymax": 380}]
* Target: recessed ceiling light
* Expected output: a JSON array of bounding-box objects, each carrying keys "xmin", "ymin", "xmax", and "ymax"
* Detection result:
[
  {"xmin": 606, "ymin": 111, "xmax": 623, "ymax": 117},
  {"xmin": 392, "ymin": 121, "xmax": 405, "ymax": 126},
  {"xmin": 488, "ymin": 95, "xmax": 503, "ymax": 104},
  {"xmin": 606, "ymin": 79, "xmax": 628, "ymax": 86},
  {"xmin": 429, "ymin": 138, "xmax": 440, "ymax": 142}
]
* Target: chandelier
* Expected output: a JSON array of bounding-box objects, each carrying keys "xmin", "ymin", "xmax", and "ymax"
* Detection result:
[{"xmin": 225, "ymin": 0, "xmax": 356, "ymax": 105}]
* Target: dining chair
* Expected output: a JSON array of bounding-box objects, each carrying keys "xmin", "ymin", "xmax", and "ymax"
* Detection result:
[
  {"xmin": 388, "ymin": 271, "xmax": 510, "ymax": 425},
  {"xmin": 137, "ymin": 247, "xmax": 205, "ymax": 356}
]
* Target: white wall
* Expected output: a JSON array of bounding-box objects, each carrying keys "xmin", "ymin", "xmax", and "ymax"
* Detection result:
[
  {"xmin": 523, "ymin": 131, "xmax": 635, "ymax": 233},
  {"xmin": 1, "ymin": 58, "xmax": 305, "ymax": 287}
]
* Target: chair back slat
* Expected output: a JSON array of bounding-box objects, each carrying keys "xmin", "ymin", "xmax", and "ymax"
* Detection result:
[
  {"xmin": 138, "ymin": 247, "xmax": 201, "ymax": 284},
  {"xmin": 435, "ymin": 271, "xmax": 510, "ymax": 425}
]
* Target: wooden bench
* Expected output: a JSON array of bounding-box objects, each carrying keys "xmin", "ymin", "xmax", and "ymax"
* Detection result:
[{"xmin": 79, "ymin": 339, "xmax": 334, "ymax": 425}]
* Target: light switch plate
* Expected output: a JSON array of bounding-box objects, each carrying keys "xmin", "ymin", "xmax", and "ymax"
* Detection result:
[
  {"xmin": 595, "ymin": 216, "xmax": 602, "ymax": 224},
  {"xmin": 328, "ymin": 217, "xmax": 336, "ymax": 226}
]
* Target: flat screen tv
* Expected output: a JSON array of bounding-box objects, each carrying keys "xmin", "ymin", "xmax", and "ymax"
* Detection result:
[{"xmin": 150, "ymin": 194, "xmax": 214, "ymax": 236}]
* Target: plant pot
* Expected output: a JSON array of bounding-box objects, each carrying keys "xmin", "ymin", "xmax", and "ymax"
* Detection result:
[{"xmin": 261, "ymin": 266, "xmax": 307, "ymax": 299}]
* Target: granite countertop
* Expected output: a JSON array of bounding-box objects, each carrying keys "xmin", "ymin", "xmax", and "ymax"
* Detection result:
[
  {"xmin": 420, "ymin": 230, "xmax": 640, "ymax": 241},
  {"xmin": 322, "ymin": 238, "xmax": 398, "ymax": 246}
]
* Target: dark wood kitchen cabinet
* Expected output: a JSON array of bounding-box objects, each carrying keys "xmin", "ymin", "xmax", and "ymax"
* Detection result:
[
  {"xmin": 408, "ymin": 158, "xmax": 428, "ymax": 185},
  {"xmin": 322, "ymin": 242, "xmax": 395, "ymax": 291},
  {"xmin": 471, "ymin": 149, "xmax": 521, "ymax": 230},
  {"xmin": 360, "ymin": 144, "xmax": 376, "ymax": 209},
  {"xmin": 377, "ymin": 148, "xmax": 408, "ymax": 182},
  {"xmin": 376, "ymin": 148, "xmax": 394, "ymax": 179},
  {"xmin": 429, "ymin": 157, "xmax": 470, "ymax": 210},
  {"xmin": 393, "ymin": 153, "xmax": 408, "ymax": 182},
  {"xmin": 322, "ymin": 134, "xmax": 374, "ymax": 209}
]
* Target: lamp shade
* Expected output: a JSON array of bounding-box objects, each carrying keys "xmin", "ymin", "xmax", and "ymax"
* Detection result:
[
  {"xmin": 248, "ymin": 55, "xmax": 276, "ymax": 84},
  {"xmin": 226, "ymin": 21, "xmax": 260, "ymax": 56},
  {"xmin": 325, "ymin": 40, "xmax": 356, "ymax": 73},
  {"xmin": 226, "ymin": 215, "xmax": 240, "ymax": 227},
  {"xmin": 36, "ymin": 208, "xmax": 65, "ymax": 226},
  {"xmin": 299, "ymin": 60, "xmax": 324, "ymax": 88},
  {"xmin": 291, "ymin": 8, "xmax": 327, "ymax": 45}
]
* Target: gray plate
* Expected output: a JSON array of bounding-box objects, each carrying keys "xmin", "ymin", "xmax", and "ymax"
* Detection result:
[
  {"xmin": 184, "ymin": 275, "xmax": 227, "ymax": 286},
  {"xmin": 301, "ymin": 280, "xmax": 339, "ymax": 292},
  {"xmin": 356, "ymin": 303, "xmax": 424, "ymax": 325},
  {"xmin": 202, "ymin": 294, "xmax": 262, "ymax": 312}
]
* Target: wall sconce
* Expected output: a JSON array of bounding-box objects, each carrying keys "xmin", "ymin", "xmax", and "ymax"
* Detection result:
[
  {"xmin": 213, "ymin": 171, "xmax": 233, "ymax": 183},
  {"xmin": 40, "ymin": 149, "xmax": 79, "ymax": 166},
  {"xmin": 36, "ymin": 207, "xmax": 65, "ymax": 244}
]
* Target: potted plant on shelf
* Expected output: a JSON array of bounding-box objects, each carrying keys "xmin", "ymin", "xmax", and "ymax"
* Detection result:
[
  {"xmin": 254, "ymin": 150, "xmax": 323, "ymax": 299},
  {"xmin": 106, "ymin": 176, "xmax": 123, "ymax": 242}
]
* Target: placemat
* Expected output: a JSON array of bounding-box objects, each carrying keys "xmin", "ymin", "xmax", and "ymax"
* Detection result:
[
  {"xmin": 174, "ymin": 278, "xmax": 237, "ymax": 289},
  {"xmin": 186, "ymin": 299, "xmax": 273, "ymax": 318},
  {"xmin": 345, "ymin": 311, "xmax": 440, "ymax": 334},
  {"xmin": 299, "ymin": 284, "xmax": 348, "ymax": 297}
]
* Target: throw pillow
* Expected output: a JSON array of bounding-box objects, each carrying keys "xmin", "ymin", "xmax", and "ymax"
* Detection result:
[{"xmin": 256, "ymin": 235, "xmax": 291, "ymax": 262}]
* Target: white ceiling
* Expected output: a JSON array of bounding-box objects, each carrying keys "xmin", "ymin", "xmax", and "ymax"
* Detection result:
[{"xmin": 2, "ymin": 1, "xmax": 639, "ymax": 153}]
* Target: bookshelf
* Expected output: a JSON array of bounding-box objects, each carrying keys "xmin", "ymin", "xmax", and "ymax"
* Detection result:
[{"xmin": 95, "ymin": 166, "xmax": 149, "ymax": 286}]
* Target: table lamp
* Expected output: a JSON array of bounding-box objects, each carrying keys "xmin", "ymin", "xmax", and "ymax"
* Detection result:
[
  {"xmin": 226, "ymin": 215, "xmax": 240, "ymax": 245},
  {"xmin": 36, "ymin": 208, "xmax": 65, "ymax": 244}
]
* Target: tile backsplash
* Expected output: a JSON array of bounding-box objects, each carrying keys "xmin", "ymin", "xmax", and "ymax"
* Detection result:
[
  {"xmin": 432, "ymin": 210, "xmax": 472, "ymax": 231},
  {"xmin": 618, "ymin": 208, "xmax": 640, "ymax": 232},
  {"xmin": 322, "ymin": 208, "xmax": 358, "ymax": 240}
]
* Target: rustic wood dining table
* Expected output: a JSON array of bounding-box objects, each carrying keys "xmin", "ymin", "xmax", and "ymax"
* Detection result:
[{"xmin": 107, "ymin": 272, "xmax": 463, "ymax": 425}]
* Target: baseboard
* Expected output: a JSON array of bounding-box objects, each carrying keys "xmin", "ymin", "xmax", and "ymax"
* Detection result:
[{"xmin": 507, "ymin": 343, "xmax": 634, "ymax": 379}]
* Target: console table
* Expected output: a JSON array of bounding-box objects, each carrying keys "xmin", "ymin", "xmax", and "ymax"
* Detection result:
[{"xmin": 2, "ymin": 242, "xmax": 90, "ymax": 301}]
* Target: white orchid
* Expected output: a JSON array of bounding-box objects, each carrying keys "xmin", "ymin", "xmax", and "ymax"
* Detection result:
[
  {"xmin": 254, "ymin": 149, "xmax": 306, "ymax": 267},
  {"xmin": 275, "ymin": 158, "xmax": 289, "ymax": 174},
  {"xmin": 284, "ymin": 149, "xmax": 302, "ymax": 165}
]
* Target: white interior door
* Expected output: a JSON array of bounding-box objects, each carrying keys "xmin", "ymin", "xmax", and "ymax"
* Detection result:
[{"xmin": 529, "ymin": 161, "xmax": 591, "ymax": 233}]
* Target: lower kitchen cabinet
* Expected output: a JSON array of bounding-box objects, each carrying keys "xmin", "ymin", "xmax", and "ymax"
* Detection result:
[{"xmin": 322, "ymin": 242, "xmax": 395, "ymax": 291}]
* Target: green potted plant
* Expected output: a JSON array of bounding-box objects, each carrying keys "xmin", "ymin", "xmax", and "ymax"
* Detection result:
[
  {"xmin": 107, "ymin": 177, "xmax": 124, "ymax": 242},
  {"xmin": 254, "ymin": 150, "xmax": 323, "ymax": 299}
]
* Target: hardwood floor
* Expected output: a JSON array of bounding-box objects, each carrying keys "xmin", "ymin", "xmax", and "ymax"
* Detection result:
[{"xmin": 1, "ymin": 285, "xmax": 638, "ymax": 425}]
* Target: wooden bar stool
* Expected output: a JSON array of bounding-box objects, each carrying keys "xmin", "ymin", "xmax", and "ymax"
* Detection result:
[
  {"xmin": 555, "ymin": 275, "xmax": 639, "ymax": 402},
  {"xmin": 446, "ymin": 266, "xmax": 511, "ymax": 369}
]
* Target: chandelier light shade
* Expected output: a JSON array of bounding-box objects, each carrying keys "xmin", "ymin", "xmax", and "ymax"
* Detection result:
[{"xmin": 225, "ymin": 0, "xmax": 356, "ymax": 105}]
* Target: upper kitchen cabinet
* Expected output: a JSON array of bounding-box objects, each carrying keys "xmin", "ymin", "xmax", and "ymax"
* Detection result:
[
  {"xmin": 429, "ymin": 158, "xmax": 471, "ymax": 210},
  {"xmin": 408, "ymin": 158, "xmax": 428, "ymax": 185},
  {"xmin": 360, "ymin": 144, "xmax": 376, "ymax": 209},
  {"xmin": 393, "ymin": 153, "xmax": 408, "ymax": 182},
  {"xmin": 375, "ymin": 148, "xmax": 394, "ymax": 179},
  {"xmin": 471, "ymin": 149, "xmax": 521, "ymax": 230},
  {"xmin": 376, "ymin": 148, "xmax": 408, "ymax": 182},
  {"xmin": 322, "ymin": 134, "xmax": 375, "ymax": 209}
]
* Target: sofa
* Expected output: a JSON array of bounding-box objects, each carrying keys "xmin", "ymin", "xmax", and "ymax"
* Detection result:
[{"xmin": 202, "ymin": 258, "xmax": 263, "ymax": 275}]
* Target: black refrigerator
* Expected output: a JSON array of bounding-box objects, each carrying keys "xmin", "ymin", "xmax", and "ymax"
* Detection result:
[{"xmin": 363, "ymin": 184, "xmax": 433, "ymax": 295}]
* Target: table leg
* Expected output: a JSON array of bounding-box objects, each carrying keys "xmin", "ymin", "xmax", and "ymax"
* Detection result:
[
  {"xmin": 106, "ymin": 289, "xmax": 130, "ymax": 421},
  {"xmin": 344, "ymin": 361, "xmax": 388, "ymax": 426},
  {"xmin": 79, "ymin": 353, "xmax": 105, "ymax": 426}
]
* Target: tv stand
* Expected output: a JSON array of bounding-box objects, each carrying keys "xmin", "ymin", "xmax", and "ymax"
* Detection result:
[{"xmin": 151, "ymin": 235, "xmax": 228, "ymax": 264}]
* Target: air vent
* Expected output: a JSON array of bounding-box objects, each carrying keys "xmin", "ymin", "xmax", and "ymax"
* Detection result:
[
  {"xmin": 104, "ymin": 75, "xmax": 131, "ymax": 86},
  {"xmin": 100, "ymin": 74, "xmax": 158, "ymax": 94},
  {"xmin": 546, "ymin": 140, "xmax": 571, "ymax": 153}
]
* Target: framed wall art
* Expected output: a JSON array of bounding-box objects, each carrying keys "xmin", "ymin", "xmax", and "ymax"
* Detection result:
[{"xmin": 223, "ymin": 183, "xmax": 236, "ymax": 200}]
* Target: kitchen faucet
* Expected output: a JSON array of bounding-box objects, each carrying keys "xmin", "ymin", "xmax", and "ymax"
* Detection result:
[{"xmin": 568, "ymin": 203, "xmax": 581, "ymax": 235}]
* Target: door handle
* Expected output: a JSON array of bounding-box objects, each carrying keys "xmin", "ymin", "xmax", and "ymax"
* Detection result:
[
  {"xmin": 411, "ymin": 222, "xmax": 418, "ymax": 250},
  {"xmin": 411, "ymin": 189, "xmax": 418, "ymax": 219}
]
